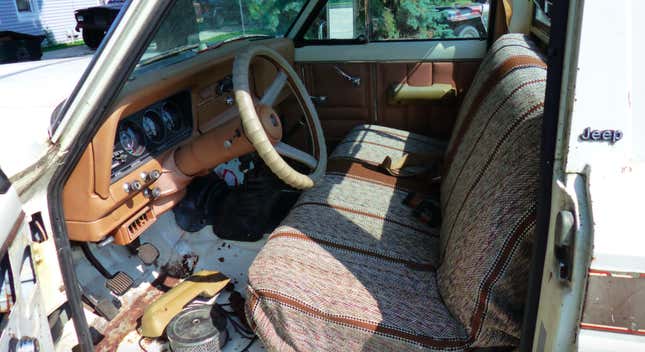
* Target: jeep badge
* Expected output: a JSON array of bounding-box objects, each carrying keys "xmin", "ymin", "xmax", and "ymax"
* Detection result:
[{"xmin": 579, "ymin": 127, "xmax": 623, "ymax": 144}]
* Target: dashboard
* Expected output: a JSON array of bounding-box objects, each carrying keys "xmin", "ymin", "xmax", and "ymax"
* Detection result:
[
  {"xmin": 62, "ymin": 38, "xmax": 294, "ymax": 244},
  {"xmin": 111, "ymin": 91, "xmax": 192, "ymax": 182}
]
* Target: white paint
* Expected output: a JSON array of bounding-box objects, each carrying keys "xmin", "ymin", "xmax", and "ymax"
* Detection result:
[
  {"xmin": 565, "ymin": 0, "xmax": 644, "ymax": 274},
  {"xmin": 295, "ymin": 39, "xmax": 487, "ymax": 62},
  {"xmin": 579, "ymin": 329, "xmax": 645, "ymax": 352},
  {"xmin": 562, "ymin": 0, "xmax": 645, "ymax": 348},
  {"xmin": 0, "ymin": 56, "xmax": 91, "ymax": 179}
]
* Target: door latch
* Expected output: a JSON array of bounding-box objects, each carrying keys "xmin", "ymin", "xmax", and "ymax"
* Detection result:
[
  {"xmin": 554, "ymin": 210, "xmax": 576, "ymax": 282},
  {"xmin": 310, "ymin": 96, "xmax": 327, "ymax": 104}
]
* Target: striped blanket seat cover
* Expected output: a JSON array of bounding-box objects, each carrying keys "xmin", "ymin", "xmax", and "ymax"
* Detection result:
[{"xmin": 246, "ymin": 34, "xmax": 546, "ymax": 351}]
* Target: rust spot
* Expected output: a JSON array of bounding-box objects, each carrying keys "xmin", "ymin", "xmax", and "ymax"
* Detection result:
[
  {"xmin": 95, "ymin": 286, "xmax": 164, "ymax": 352},
  {"xmin": 162, "ymin": 275, "xmax": 181, "ymax": 288}
]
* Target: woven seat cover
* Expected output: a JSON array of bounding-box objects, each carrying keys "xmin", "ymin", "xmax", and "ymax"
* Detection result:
[{"xmin": 246, "ymin": 34, "xmax": 546, "ymax": 351}]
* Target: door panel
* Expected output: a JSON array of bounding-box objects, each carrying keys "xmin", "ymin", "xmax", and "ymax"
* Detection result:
[
  {"xmin": 296, "ymin": 60, "xmax": 480, "ymax": 145},
  {"xmin": 299, "ymin": 63, "xmax": 374, "ymax": 144},
  {"xmin": 376, "ymin": 61, "xmax": 481, "ymax": 139}
]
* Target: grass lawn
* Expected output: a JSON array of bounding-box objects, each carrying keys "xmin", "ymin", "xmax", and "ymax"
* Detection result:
[{"xmin": 43, "ymin": 40, "xmax": 85, "ymax": 52}]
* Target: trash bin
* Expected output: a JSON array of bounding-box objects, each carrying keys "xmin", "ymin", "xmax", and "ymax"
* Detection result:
[{"xmin": 0, "ymin": 31, "xmax": 46, "ymax": 64}]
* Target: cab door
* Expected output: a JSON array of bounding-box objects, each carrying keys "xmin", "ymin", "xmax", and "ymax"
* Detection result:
[
  {"xmin": 287, "ymin": 0, "xmax": 491, "ymax": 145},
  {"xmin": 0, "ymin": 168, "xmax": 56, "ymax": 351}
]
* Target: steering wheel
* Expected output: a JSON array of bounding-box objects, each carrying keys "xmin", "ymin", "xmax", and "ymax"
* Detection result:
[{"xmin": 233, "ymin": 45, "xmax": 327, "ymax": 190}]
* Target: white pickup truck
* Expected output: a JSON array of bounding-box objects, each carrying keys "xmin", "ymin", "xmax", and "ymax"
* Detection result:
[{"xmin": 0, "ymin": 1, "xmax": 642, "ymax": 351}]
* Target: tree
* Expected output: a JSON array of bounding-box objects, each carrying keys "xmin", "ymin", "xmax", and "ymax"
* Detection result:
[
  {"xmin": 371, "ymin": 0, "xmax": 463, "ymax": 40},
  {"xmin": 245, "ymin": 0, "xmax": 307, "ymax": 34}
]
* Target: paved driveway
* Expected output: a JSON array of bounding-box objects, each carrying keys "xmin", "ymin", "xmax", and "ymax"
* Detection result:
[{"xmin": 43, "ymin": 45, "xmax": 95, "ymax": 60}]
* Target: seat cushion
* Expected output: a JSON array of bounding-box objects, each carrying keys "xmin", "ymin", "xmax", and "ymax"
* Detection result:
[
  {"xmin": 330, "ymin": 124, "xmax": 447, "ymax": 166},
  {"xmin": 328, "ymin": 124, "xmax": 445, "ymax": 196},
  {"xmin": 246, "ymin": 172, "xmax": 462, "ymax": 351},
  {"xmin": 276, "ymin": 173, "xmax": 440, "ymax": 269},
  {"xmin": 247, "ymin": 225, "xmax": 468, "ymax": 352}
]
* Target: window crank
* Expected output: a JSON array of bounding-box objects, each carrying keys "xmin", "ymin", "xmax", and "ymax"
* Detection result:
[{"xmin": 333, "ymin": 65, "xmax": 361, "ymax": 87}]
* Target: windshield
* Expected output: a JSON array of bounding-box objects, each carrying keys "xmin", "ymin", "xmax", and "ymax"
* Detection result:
[{"xmin": 138, "ymin": 0, "xmax": 306, "ymax": 67}]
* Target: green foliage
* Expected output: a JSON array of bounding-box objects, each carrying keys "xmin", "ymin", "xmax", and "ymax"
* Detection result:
[
  {"xmin": 244, "ymin": 0, "xmax": 476, "ymax": 40},
  {"xmin": 371, "ymin": 0, "xmax": 462, "ymax": 40},
  {"xmin": 246, "ymin": 0, "xmax": 306, "ymax": 34}
]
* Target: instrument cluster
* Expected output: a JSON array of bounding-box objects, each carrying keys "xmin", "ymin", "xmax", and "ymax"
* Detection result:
[{"xmin": 111, "ymin": 91, "xmax": 192, "ymax": 181}]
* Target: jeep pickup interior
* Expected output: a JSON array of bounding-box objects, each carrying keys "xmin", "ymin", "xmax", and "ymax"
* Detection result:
[{"xmin": 60, "ymin": 0, "xmax": 553, "ymax": 350}]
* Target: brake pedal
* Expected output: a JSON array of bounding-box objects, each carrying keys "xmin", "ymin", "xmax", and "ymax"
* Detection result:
[
  {"xmin": 80, "ymin": 287, "xmax": 122, "ymax": 320},
  {"xmin": 106, "ymin": 272, "xmax": 133, "ymax": 296},
  {"xmin": 137, "ymin": 242, "xmax": 160, "ymax": 265}
]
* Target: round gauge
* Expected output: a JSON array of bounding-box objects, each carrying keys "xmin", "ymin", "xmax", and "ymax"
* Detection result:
[
  {"xmin": 161, "ymin": 102, "xmax": 182, "ymax": 132},
  {"xmin": 142, "ymin": 110, "xmax": 165, "ymax": 143},
  {"xmin": 118, "ymin": 123, "xmax": 146, "ymax": 156}
]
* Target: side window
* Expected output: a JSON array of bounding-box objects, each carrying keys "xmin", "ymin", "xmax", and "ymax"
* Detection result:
[
  {"xmin": 371, "ymin": 0, "xmax": 490, "ymax": 40},
  {"xmin": 15, "ymin": 0, "xmax": 33, "ymax": 12},
  {"xmin": 303, "ymin": 0, "xmax": 366, "ymax": 40},
  {"xmin": 301, "ymin": 0, "xmax": 490, "ymax": 42}
]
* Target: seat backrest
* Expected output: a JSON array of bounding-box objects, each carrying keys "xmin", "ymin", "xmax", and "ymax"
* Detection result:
[{"xmin": 437, "ymin": 34, "xmax": 547, "ymax": 348}]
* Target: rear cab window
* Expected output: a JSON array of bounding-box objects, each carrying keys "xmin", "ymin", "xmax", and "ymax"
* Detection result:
[{"xmin": 300, "ymin": 0, "xmax": 491, "ymax": 43}]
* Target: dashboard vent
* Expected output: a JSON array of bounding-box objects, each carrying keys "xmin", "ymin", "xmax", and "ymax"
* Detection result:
[{"xmin": 114, "ymin": 207, "xmax": 157, "ymax": 245}]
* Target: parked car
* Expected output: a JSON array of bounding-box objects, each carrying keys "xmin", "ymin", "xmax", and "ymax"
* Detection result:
[
  {"xmin": 0, "ymin": 1, "xmax": 642, "ymax": 352},
  {"xmin": 438, "ymin": 1, "xmax": 490, "ymax": 38},
  {"xmin": 0, "ymin": 31, "xmax": 45, "ymax": 64},
  {"xmin": 74, "ymin": 0, "xmax": 125, "ymax": 49}
]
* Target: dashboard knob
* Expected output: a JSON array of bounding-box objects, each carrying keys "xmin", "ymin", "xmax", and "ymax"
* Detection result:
[
  {"xmin": 123, "ymin": 183, "xmax": 131, "ymax": 193},
  {"xmin": 131, "ymin": 180, "xmax": 143, "ymax": 192},
  {"xmin": 140, "ymin": 172, "xmax": 148, "ymax": 181},
  {"xmin": 143, "ymin": 187, "xmax": 162, "ymax": 199},
  {"xmin": 150, "ymin": 169, "xmax": 161, "ymax": 181}
]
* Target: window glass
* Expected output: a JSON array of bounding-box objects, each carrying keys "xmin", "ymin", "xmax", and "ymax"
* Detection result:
[
  {"xmin": 304, "ymin": 0, "xmax": 366, "ymax": 40},
  {"xmin": 137, "ymin": 0, "xmax": 306, "ymax": 68},
  {"xmin": 370, "ymin": 0, "xmax": 490, "ymax": 40},
  {"xmin": 15, "ymin": 0, "xmax": 32, "ymax": 12},
  {"xmin": 302, "ymin": 0, "xmax": 490, "ymax": 42}
]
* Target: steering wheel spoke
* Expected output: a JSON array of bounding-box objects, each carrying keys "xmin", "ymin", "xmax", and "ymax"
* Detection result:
[
  {"xmin": 275, "ymin": 142, "xmax": 318, "ymax": 170},
  {"xmin": 260, "ymin": 71, "xmax": 288, "ymax": 106}
]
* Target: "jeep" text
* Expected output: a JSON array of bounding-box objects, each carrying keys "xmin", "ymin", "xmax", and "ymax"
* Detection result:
[{"xmin": 579, "ymin": 127, "xmax": 623, "ymax": 144}]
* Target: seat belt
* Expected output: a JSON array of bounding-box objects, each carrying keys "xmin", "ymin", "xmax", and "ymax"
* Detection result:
[{"xmin": 378, "ymin": 151, "xmax": 443, "ymax": 178}]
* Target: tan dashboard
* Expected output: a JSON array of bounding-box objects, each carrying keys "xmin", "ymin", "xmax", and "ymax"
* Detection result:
[{"xmin": 63, "ymin": 38, "xmax": 294, "ymax": 243}]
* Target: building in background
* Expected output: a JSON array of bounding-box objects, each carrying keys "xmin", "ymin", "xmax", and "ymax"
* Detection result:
[{"xmin": 0, "ymin": 0, "xmax": 102, "ymax": 45}]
